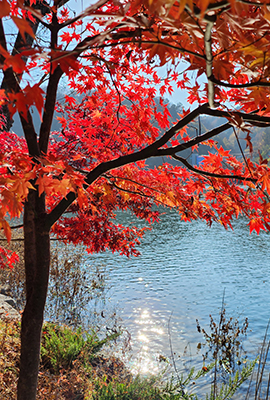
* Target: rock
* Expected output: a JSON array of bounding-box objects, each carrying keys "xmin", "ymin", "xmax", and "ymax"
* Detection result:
[
  {"xmin": 0, "ymin": 294, "xmax": 20, "ymax": 320},
  {"xmin": 0, "ymin": 294, "xmax": 16, "ymax": 308},
  {"xmin": 0, "ymin": 285, "xmax": 9, "ymax": 296}
]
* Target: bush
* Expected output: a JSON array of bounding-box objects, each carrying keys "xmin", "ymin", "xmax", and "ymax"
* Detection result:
[
  {"xmin": 46, "ymin": 246, "xmax": 107, "ymax": 327},
  {"xmin": 41, "ymin": 322, "xmax": 119, "ymax": 374},
  {"xmin": 0, "ymin": 239, "xmax": 110, "ymax": 329},
  {"xmin": 92, "ymin": 376, "xmax": 168, "ymax": 400}
]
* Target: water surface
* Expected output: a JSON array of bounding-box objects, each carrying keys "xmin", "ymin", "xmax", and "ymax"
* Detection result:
[{"xmin": 87, "ymin": 211, "xmax": 270, "ymax": 383}]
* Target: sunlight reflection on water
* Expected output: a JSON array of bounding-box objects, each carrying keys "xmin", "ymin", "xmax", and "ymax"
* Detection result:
[
  {"xmin": 88, "ymin": 211, "xmax": 270, "ymax": 392},
  {"xmin": 129, "ymin": 308, "xmax": 165, "ymax": 374}
]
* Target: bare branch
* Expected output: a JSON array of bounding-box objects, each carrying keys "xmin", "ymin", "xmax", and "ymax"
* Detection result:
[
  {"xmin": 0, "ymin": 64, "xmax": 40, "ymax": 156},
  {"xmin": 0, "ymin": 1, "xmax": 50, "ymax": 131},
  {"xmin": 204, "ymin": 16, "xmax": 216, "ymax": 108},
  {"xmin": 11, "ymin": 225, "xmax": 24, "ymax": 230},
  {"xmin": 0, "ymin": 238, "xmax": 25, "ymax": 241},
  {"xmin": 0, "ymin": 18, "xmax": 7, "ymax": 52},
  {"xmin": 39, "ymin": 67, "xmax": 63, "ymax": 153}
]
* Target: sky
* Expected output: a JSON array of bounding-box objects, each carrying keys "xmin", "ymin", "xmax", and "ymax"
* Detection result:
[{"xmin": 65, "ymin": 0, "xmax": 196, "ymax": 108}]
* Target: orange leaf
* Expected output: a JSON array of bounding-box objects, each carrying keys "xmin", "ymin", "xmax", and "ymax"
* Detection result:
[
  {"xmin": 2, "ymin": 220, "xmax": 11, "ymax": 243},
  {"xmin": 4, "ymin": 53, "xmax": 26, "ymax": 74},
  {"xmin": 8, "ymin": 92, "xmax": 27, "ymax": 118},
  {"xmin": 0, "ymin": 0, "xmax": 10, "ymax": 18},
  {"xmin": 261, "ymin": 174, "xmax": 270, "ymax": 195},
  {"xmin": 198, "ymin": 0, "xmax": 211, "ymax": 16},
  {"xmin": 54, "ymin": 178, "xmax": 71, "ymax": 197},
  {"xmin": 77, "ymin": 188, "xmax": 88, "ymax": 208},
  {"xmin": 249, "ymin": 218, "xmax": 265, "ymax": 235},
  {"xmin": 0, "ymin": 89, "xmax": 7, "ymax": 107},
  {"xmin": 24, "ymin": 84, "xmax": 44, "ymax": 118},
  {"xmin": 11, "ymin": 16, "xmax": 34, "ymax": 41}
]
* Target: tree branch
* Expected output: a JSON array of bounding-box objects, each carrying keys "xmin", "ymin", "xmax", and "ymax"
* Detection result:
[
  {"xmin": 39, "ymin": 8, "xmax": 63, "ymax": 154},
  {"xmin": 1, "ymin": 66, "xmax": 40, "ymax": 157},
  {"xmin": 98, "ymin": 38, "xmax": 206, "ymax": 61},
  {"xmin": 11, "ymin": 224, "xmax": 24, "ymax": 229},
  {"xmin": 238, "ymin": 0, "xmax": 270, "ymax": 5},
  {"xmin": 44, "ymin": 103, "xmax": 215, "ymax": 228},
  {"xmin": 172, "ymin": 154, "xmax": 255, "ymax": 182},
  {"xmin": 155, "ymin": 122, "xmax": 231, "ymax": 156},
  {"xmin": 209, "ymin": 74, "xmax": 270, "ymax": 89},
  {"xmin": 44, "ymin": 102, "xmax": 270, "ymax": 229},
  {"xmin": 39, "ymin": 66, "xmax": 63, "ymax": 154},
  {"xmin": 204, "ymin": 15, "xmax": 216, "ymax": 108},
  {"xmin": 56, "ymin": 31, "xmax": 206, "ymax": 62},
  {"xmin": 104, "ymin": 173, "xmax": 166, "ymax": 196},
  {"xmin": 204, "ymin": 108, "xmax": 270, "ymax": 126}
]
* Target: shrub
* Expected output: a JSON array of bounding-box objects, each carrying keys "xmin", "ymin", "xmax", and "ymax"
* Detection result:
[{"xmin": 40, "ymin": 322, "xmax": 119, "ymax": 374}]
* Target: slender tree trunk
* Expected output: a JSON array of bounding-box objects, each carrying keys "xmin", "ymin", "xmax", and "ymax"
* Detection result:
[{"xmin": 17, "ymin": 190, "xmax": 50, "ymax": 400}]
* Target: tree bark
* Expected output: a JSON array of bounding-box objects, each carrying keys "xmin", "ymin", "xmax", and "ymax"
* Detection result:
[{"xmin": 17, "ymin": 190, "xmax": 50, "ymax": 400}]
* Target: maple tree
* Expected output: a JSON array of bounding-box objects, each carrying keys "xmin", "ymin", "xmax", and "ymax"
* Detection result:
[{"xmin": 2, "ymin": 0, "xmax": 270, "ymax": 399}]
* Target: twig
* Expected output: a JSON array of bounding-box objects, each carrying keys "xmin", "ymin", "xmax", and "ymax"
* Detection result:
[{"xmin": 168, "ymin": 313, "xmax": 185, "ymax": 396}]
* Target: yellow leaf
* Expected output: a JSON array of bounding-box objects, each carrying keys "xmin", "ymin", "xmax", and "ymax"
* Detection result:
[{"xmin": 55, "ymin": 178, "xmax": 71, "ymax": 197}]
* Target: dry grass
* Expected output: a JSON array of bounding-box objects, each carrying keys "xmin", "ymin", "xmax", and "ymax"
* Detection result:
[
  {"xmin": 0, "ymin": 318, "xmax": 131, "ymax": 400},
  {"xmin": 0, "ymin": 231, "xmax": 25, "ymax": 311}
]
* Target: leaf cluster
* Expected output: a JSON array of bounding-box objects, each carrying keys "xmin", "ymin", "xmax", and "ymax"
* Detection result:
[{"xmin": 3, "ymin": 0, "xmax": 270, "ymax": 263}]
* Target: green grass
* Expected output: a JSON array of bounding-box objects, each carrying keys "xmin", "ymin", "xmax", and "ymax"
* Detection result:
[
  {"xmin": 0, "ymin": 318, "xmax": 263, "ymax": 400},
  {"xmin": 40, "ymin": 322, "xmax": 119, "ymax": 373}
]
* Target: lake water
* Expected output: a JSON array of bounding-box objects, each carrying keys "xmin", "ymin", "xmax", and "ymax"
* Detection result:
[{"xmin": 86, "ymin": 210, "xmax": 270, "ymax": 393}]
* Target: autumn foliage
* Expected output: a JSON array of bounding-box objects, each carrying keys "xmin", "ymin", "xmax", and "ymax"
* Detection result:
[
  {"xmin": 2, "ymin": 0, "xmax": 270, "ymax": 398},
  {"xmin": 1, "ymin": 0, "xmax": 270, "ymax": 260}
]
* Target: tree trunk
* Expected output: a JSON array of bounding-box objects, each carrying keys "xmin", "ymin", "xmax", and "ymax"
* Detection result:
[{"xmin": 17, "ymin": 190, "xmax": 50, "ymax": 400}]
